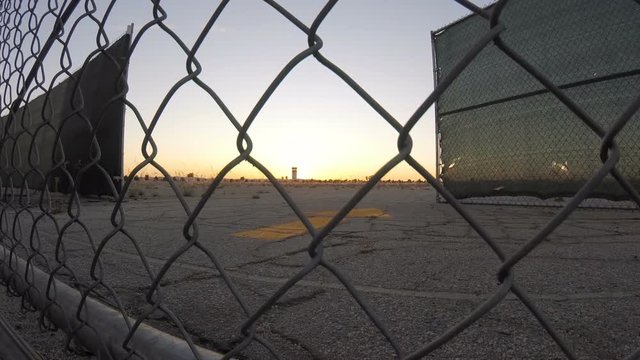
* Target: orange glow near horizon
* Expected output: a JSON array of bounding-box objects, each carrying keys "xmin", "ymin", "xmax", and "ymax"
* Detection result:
[
  {"xmin": 122, "ymin": 77, "xmax": 439, "ymax": 181},
  {"xmin": 122, "ymin": 72, "xmax": 439, "ymax": 181},
  {"xmin": 124, "ymin": 147, "xmax": 437, "ymax": 181},
  {"xmin": 122, "ymin": 110, "xmax": 438, "ymax": 182}
]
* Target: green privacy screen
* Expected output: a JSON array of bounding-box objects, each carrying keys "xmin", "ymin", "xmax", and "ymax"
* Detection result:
[
  {"xmin": 433, "ymin": 0, "xmax": 640, "ymax": 201},
  {"xmin": 2, "ymin": 34, "xmax": 130, "ymax": 196}
]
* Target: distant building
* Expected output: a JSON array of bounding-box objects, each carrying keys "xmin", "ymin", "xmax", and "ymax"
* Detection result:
[{"xmin": 292, "ymin": 167, "xmax": 297, "ymax": 181}]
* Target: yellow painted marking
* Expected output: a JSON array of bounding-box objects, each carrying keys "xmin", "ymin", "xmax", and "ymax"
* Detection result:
[
  {"xmin": 313, "ymin": 208, "xmax": 389, "ymax": 218},
  {"xmin": 233, "ymin": 208, "xmax": 388, "ymax": 241}
]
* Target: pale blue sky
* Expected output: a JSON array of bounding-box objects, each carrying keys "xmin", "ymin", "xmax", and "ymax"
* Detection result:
[{"xmin": 44, "ymin": 1, "xmax": 480, "ymax": 180}]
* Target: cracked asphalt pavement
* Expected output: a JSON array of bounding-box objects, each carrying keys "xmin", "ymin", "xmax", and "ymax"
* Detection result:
[{"xmin": 2, "ymin": 182, "xmax": 640, "ymax": 359}]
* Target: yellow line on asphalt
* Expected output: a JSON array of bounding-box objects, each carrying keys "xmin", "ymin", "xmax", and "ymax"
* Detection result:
[{"xmin": 233, "ymin": 208, "xmax": 388, "ymax": 241}]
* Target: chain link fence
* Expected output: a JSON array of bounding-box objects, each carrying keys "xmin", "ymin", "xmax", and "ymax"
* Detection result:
[
  {"xmin": 0, "ymin": 0, "xmax": 639, "ymax": 359},
  {"xmin": 434, "ymin": 0, "xmax": 640, "ymax": 208}
]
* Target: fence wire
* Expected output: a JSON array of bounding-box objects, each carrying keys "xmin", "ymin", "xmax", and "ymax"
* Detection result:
[
  {"xmin": 433, "ymin": 0, "xmax": 640, "ymax": 208},
  {"xmin": 0, "ymin": 0, "xmax": 638, "ymax": 359}
]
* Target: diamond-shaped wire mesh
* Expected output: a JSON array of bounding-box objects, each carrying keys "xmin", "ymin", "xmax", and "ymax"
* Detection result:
[
  {"xmin": 0, "ymin": 0, "xmax": 639, "ymax": 359},
  {"xmin": 435, "ymin": 0, "xmax": 640, "ymax": 207}
]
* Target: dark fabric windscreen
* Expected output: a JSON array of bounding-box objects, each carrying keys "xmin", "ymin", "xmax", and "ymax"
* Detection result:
[
  {"xmin": 2, "ymin": 34, "xmax": 130, "ymax": 196},
  {"xmin": 433, "ymin": 0, "xmax": 640, "ymax": 200}
]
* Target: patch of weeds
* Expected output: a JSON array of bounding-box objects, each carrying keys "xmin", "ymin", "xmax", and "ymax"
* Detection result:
[
  {"xmin": 252, "ymin": 194, "xmax": 260, "ymax": 199},
  {"xmin": 182, "ymin": 187, "xmax": 195, "ymax": 197}
]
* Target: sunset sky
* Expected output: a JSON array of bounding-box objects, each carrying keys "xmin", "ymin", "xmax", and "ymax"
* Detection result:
[{"xmin": 48, "ymin": 1, "xmax": 479, "ymax": 180}]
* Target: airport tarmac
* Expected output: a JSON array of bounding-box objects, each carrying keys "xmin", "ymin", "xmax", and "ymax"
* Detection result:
[{"xmin": 1, "ymin": 180, "xmax": 639, "ymax": 359}]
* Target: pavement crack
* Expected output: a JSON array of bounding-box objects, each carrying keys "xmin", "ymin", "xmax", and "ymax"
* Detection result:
[
  {"xmin": 233, "ymin": 248, "xmax": 309, "ymax": 270},
  {"xmin": 238, "ymin": 242, "xmax": 349, "ymax": 271},
  {"xmin": 276, "ymin": 289, "xmax": 325, "ymax": 308},
  {"xmin": 358, "ymin": 247, "xmax": 393, "ymax": 255},
  {"xmin": 180, "ymin": 323, "xmax": 246, "ymax": 358},
  {"xmin": 323, "ymin": 241, "xmax": 350, "ymax": 249},
  {"xmin": 271, "ymin": 261, "xmax": 304, "ymax": 268},
  {"xmin": 158, "ymin": 270, "xmax": 217, "ymax": 287},
  {"xmin": 271, "ymin": 327, "xmax": 326, "ymax": 359}
]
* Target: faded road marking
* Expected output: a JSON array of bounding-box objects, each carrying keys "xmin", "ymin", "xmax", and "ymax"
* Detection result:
[{"xmin": 233, "ymin": 208, "xmax": 388, "ymax": 240}]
